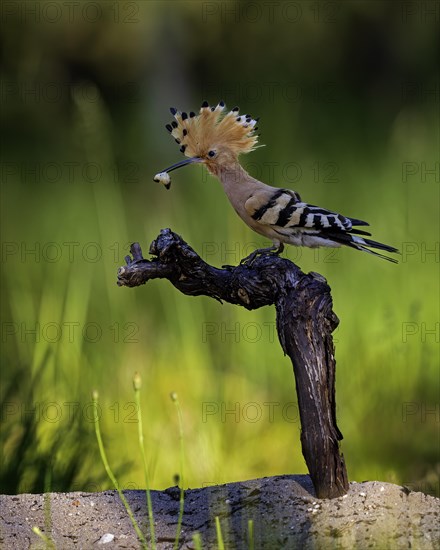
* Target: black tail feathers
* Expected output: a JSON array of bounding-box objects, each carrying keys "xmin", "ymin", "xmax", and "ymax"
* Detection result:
[{"xmin": 324, "ymin": 231, "xmax": 399, "ymax": 263}]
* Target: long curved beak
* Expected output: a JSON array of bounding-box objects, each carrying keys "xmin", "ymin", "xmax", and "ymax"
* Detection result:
[{"xmin": 160, "ymin": 157, "xmax": 203, "ymax": 173}]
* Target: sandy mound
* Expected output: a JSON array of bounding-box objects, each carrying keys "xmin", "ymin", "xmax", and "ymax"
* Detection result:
[{"xmin": 1, "ymin": 475, "xmax": 439, "ymax": 549}]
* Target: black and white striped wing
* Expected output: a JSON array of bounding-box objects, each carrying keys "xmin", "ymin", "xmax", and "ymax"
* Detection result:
[
  {"xmin": 244, "ymin": 188, "xmax": 399, "ymax": 262},
  {"xmin": 245, "ymin": 188, "xmax": 363, "ymax": 232}
]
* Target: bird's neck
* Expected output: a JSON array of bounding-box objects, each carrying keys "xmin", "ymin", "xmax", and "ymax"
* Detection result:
[
  {"xmin": 212, "ymin": 161, "xmax": 252, "ymax": 191},
  {"xmin": 210, "ymin": 161, "xmax": 265, "ymax": 212}
]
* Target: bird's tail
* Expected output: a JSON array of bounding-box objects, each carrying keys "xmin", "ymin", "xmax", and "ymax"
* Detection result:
[{"xmin": 326, "ymin": 232, "xmax": 399, "ymax": 263}]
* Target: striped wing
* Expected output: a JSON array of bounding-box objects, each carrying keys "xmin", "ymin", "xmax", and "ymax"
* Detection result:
[
  {"xmin": 245, "ymin": 188, "xmax": 364, "ymax": 232},
  {"xmin": 244, "ymin": 187, "xmax": 399, "ymax": 262}
]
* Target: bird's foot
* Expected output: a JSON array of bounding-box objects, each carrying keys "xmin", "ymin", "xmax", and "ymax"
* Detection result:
[
  {"xmin": 240, "ymin": 244, "xmax": 284, "ymax": 266},
  {"xmin": 239, "ymin": 250, "xmax": 259, "ymax": 266}
]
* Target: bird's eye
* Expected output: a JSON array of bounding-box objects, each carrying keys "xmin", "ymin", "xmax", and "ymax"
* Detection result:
[{"xmin": 208, "ymin": 150, "xmax": 216, "ymax": 158}]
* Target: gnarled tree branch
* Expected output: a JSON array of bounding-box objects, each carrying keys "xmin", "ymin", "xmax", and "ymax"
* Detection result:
[{"xmin": 117, "ymin": 228, "xmax": 349, "ymax": 499}]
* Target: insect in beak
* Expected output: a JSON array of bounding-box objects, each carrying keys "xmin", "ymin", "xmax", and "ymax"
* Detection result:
[{"xmin": 153, "ymin": 157, "xmax": 203, "ymax": 190}]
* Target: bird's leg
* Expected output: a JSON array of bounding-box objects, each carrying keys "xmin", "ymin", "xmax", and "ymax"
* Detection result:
[{"xmin": 240, "ymin": 243, "xmax": 284, "ymax": 266}]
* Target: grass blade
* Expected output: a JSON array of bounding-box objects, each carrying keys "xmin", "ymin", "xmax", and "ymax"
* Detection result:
[
  {"xmin": 171, "ymin": 392, "xmax": 185, "ymax": 550},
  {"xmin": 92, "ymin": 390, "xmax": 148, "ymax": 549},
  {"xmin": 247, "ymin": 519, "xmax": 254, "ymax": 550},
  {"xmin": 133, "ymin": 373, "xmax": 157, "ymax": 550},
  {"xmin": 32, "ymin": 526, "xmax": 56, "ymax": 550},
  {"xmin": 192, "ymin": 532, "xmax": 203, "ymax": 550},
  {"xmin": 215, "ymin": 516, "xmax": 225, "ymax": 550}
]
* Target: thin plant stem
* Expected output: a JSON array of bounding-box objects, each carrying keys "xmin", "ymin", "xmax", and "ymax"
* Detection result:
[
  {"xmin": 215, "ymin": 516, "xmax": 225, "ymax": 550},
  {"xmin": 32, "ymin": 469, "xmax": 56, "ymax": 549},
  {"xmin": 133, "ymin": 373, "xmax": 157, "ymax": 550},
  {"xmin": 31, "ymin": 526, "xmax": 56, "ymax": 550},
  {"xmin": 43, "ymin": 466, "xmax": 52, "ymax": 546},
  {"xmin": 92, "ymin": 390, "xmax": 148, "ymax": 549},
  {"xmin": 171, "ymin": 392, "xmax": 185, "ymax": 550},
  {"xmin": 247, "ymin": 519, "xmax": 254, "ymax": 550},
  {"xmin": 192, "ymin": 532, "xmax": 203, "ymax": 550}
]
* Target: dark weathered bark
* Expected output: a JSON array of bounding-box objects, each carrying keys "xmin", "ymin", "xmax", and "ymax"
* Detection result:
[{"xmin": 117, "ymin": 228, "xmax": 349, "ymax": 498}]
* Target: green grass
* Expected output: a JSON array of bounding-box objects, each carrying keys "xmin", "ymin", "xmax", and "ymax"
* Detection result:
[
  {"xmin": 92, "ymin": 390, "xmax": 149, "ymax": 549},
  {"xmin": 192, "ymin": 532, "xmax": 203, "ymax": 549},
  {"xmin": 215, "ymin": 516, "xmax": 225, "ymax": 550},
  {"xmin": 134, "ymin": 373, "xmax": 157, "ymax": 550},
  {"xmin": 31, "ymin": 526, "xmax": 56, "ymax": 550},
  {"xmin": 247, "ymin": 519, "xmax": 254, "ymax": 550},
  {"xmin": 171, "ymin": 392, "xmax": 186, "ymax": 550}
]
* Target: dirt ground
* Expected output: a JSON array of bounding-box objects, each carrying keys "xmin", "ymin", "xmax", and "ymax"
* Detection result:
[{"xmin": 1, "ymin": 475, "xmax": 439, "ymax": 549}]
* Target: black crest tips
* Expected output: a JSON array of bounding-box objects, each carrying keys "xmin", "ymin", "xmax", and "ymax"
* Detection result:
[
  {"xmin": 170, "ymin": 107, "xmax": 177, "ymax": 116},
  {"xmin": 189, "ymin": 111, "xmax": 196, "ymax": 118},
  {"xmin": 219, "ymin": 100, "xmax": 225, "ymax": 107},
  {"xmin": 201, "ymin": 100, "xmax": 209, "ymax": 108},
  {"xmin": 181, "ymin": 112, "xmax": 188, "ymax": 120},
  {"xmin": 232, "ymin": 106, "xmax": 239, "ymax": 112},
  {"xmin": 165, "ymin": 124, "xmax": 173, "ymax": 132}
]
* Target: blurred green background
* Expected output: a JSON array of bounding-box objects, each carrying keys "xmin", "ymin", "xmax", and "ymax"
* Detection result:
[{"xmin": 1, "ymin": 1, "xmax": 439, "ymax": 497}]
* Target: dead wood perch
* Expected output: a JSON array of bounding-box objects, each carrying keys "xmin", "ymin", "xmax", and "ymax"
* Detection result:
[{"xmin": 117, "ymin": 228, "xmax": 349, "ymax": 499}]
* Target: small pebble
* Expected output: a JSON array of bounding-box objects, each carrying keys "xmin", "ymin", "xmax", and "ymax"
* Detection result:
[{"xmin": 98, "ymin": 533, "xmax": 115, "ymax": 544}]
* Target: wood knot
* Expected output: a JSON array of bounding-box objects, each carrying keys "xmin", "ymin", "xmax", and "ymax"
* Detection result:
[{"xmin": 237, "ymin": 287, "xmax": 250, "ymax": 304}]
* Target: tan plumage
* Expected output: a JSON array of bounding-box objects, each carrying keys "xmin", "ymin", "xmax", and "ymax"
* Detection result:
[
  {"xmin": 166, "ymin": 100, "xmax": 259, "ymax": 159},
  {"xmin": 154, "ymin": 101, "xmax": 399, "ymax": 263}
]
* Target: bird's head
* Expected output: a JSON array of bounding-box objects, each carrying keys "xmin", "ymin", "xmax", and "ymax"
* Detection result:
[{"xmin": 154, "ymin": 101, "xmax": 260, "ymax": 188}]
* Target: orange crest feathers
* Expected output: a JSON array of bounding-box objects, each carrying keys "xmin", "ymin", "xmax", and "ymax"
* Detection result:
[{"xmin": 165, "ymin": 100, "xmax": 260, "ymax": 158}]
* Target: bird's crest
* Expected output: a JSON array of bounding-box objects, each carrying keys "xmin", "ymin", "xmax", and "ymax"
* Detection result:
[{"xmin": 165, "ymin": 100, "xmax": 260, "ymax": 158}]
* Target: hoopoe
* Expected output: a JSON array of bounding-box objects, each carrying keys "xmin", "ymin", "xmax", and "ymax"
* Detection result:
[{"xmin": 154, "ymin": 100, "xmax": 398, "ymax": 263}]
